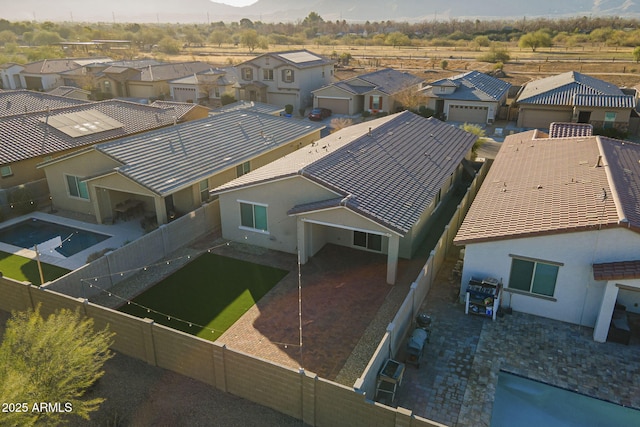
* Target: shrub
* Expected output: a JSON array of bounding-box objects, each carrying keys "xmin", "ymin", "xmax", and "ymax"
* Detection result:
[
  {"xmin": 593, "ymin": 127, "xmax": 628, "ymax": 139},
  {"xmin": 284, "ymin": 104, "xmax": 294, "ymax": 115},
  {"xmin": 8, "ymin": 187, "xmax": 37, "ymax": 215},
  {"xmin": 361, "ymin": 110, "xmax": 371, "ymax": 118},
  {"xmin": 220, "ymin": 93, "xmax": 236, "ymax": 106}
]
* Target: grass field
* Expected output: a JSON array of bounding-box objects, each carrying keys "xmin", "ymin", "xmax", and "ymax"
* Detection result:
[
  {"xmin": 0, "ymin": 251, "xmax": 70, "ymax": 286},
  {"xmin": 118, "ymin": 253, "xmax": 289, "ymax": 341}
]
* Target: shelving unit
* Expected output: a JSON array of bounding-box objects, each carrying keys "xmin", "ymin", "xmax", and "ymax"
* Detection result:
[{"xmin": 465, "ymin": 277, "xmax": 501, "ymax": 320}]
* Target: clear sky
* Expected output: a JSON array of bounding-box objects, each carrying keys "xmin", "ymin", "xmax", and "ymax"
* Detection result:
[{"xmin": 211, "ymin": 0, "xmax": 258, "ymax": 7}]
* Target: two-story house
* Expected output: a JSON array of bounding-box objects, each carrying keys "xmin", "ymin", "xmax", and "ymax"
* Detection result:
[{"xmin": 234, "ymin": 50, "xmax": 334, "ymax": 114}]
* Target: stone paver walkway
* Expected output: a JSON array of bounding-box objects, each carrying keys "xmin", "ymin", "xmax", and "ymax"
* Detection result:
[{"xmin": 395, "ymin": 253, "xmax": 640, "ymax": 426}]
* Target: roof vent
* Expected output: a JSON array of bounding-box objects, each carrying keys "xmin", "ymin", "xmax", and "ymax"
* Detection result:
[
  {"xmin": 368, "ymin": 127, "xmax": 372, "ymax": 137},
  {"xmin": 595, "ymin": 155, "xmax": 603, "ymax": 168}
]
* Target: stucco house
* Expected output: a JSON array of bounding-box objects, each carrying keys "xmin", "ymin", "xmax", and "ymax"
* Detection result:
[
  {"xmin": 454, "ymin": 127, "xmax": 640, "ymax": 342},
  {"xmin": 47, "ymin": 86, "xmax": 92, "ymax": 101},
  {"xmin": 0, "ymin": 99, "xmax": 207, "ymax": 191},
  {"xmin": 0, "ymin": 89, "xmax": 89, "ymax": 118},
  {"xmin": 40, "ymin": 110, "xmax": 324, "ymax": 225},
  {"xmin": 515, "ymin": 71, "xmax": 637, "ymax": 131},
  {"xmin": 168, "ymin": 67, "xmax": 238, "ymax": 107},
  {"xmin": 0, "ymin": 63, "xmax": 25, "ymax": 89},
  {"xmin": 234, "ymin": 50, "xmax": 334, "ymax": 114},
  {"xmin": 419, "ymin": 70, "xmax": 511, "ymax": 124},
  {"xmin": 213, "ymin": 111, "xmax": 477, "ymax": 284},
  {"xmin": 19, "ymin": 57, "xmax": 112, "ymax": 91},
  {"xmin": 312, "ymin": 68, "xmax": 423, "ymax": 115}
]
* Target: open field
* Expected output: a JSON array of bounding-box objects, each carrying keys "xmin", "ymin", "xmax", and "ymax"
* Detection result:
[{"xmin": 118, "ymin": 253, "xmax": 289, "ymax": 341}]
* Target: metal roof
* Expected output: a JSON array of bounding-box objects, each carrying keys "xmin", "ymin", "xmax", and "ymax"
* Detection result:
[
  {"xmin": 94, "ymin": 110, "xmax": 324, "ymax": 195},
  {"xmin": 454, "ymin": 131, "xmax": 640, "ymax": 245},
  {"xmin": 422, "ymin": 70, "xmax": 511, "ymax": 102},
  {"xmin": 215, "ymin": 111, "xmax": 476, "ymax": 236},
  {"xmin": 516, "ymin": 71, "xmax": 628, "ymax": 106}
]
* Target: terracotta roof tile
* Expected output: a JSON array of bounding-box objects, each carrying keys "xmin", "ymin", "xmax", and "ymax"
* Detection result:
[{"xmin": 593, "ymin": 260, "xmax": 640, "ymax": 281}]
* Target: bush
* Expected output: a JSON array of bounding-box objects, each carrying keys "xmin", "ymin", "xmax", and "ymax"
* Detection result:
[
  {"xmin": 417, "ymin": 106, "xmax": 435, "ymax": 118},
  {"xmin": 284, "ymin": 104, "xmax": 294, "ymax": 115},
  {"xmin": 8, "ymin": 187, "xmax": 37, "ymax": 215},
  {"xmin": 220, "ymin": 93, "xmax": 236, "ymax": 106},
  {"xmin": 361, "ymin": 110, "xmax": 371, "ymax": 118},
  {"xmin": 593, "ymin": 127, "xmax": 628, "ymax": 139}
]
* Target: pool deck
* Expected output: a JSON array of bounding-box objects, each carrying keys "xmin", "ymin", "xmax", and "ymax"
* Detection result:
[
  {"xmin": 394, "ymin": 254, "xmax": 640, "ymax": 427},
  {"xmin": 0, "ymin": 212, "xmax": 144, "ymax": 271}
]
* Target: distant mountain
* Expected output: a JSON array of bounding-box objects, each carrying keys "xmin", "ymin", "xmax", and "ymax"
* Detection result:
[{"xmin": 4, "ymin": 0, "xmax": 640, "ymax": 23}]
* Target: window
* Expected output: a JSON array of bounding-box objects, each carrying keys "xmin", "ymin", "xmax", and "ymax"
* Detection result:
[
  {"xmin": 199, "ymin": 179, "xmax": 209, "ymax": 203},
  {"xmin": 370, "ymin": 95, "xmax": 382, "ymax": 110},
  {"xmin": 508, "ymin": 257, "xmax": 560, "ymax": 297},
  {"xmin": 263, "ymin": 69, "xmax": 274, "ymax": 81},
  {"xmin": 236, "ymin": 161, "xmax": 250, "ymax": 177},
  {"xmin": 103, "ymin": 81, "xmax": 111, "ymax": 93},
  {"xmin": 242, "ymin": 67, "xmax": 253, "ymax": 81},
  {"xmin": 211, "ymin": 87, "xmax": 221, "ymax": 98},
  {"xmin": 353, "ymin": 231, "xmax": 382, "ymax": 251},
  {"xmin": 0, "ymin": 165, "xmax": 12, "ymax": 177},
  {"xmin": 604, "ymin": 111, "xmax": 616, "ymax": 129},
  {"xmin": 66, "ymin": 175, "xmax": 89, "ymax": 200},
  {"xmin": 240, "ymin": 202, "xmax": 267, "ymax": 232},
  {"xmin": 282, "ymin": 69, "xmax": 294, "ymax": 83}
]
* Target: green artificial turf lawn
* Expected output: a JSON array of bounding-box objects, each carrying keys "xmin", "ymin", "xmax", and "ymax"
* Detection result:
[
  {"xmin": 0, "ymin": 251, "xmax": 70, "ymax": 286},
  {"xmin": 118, "ymin": 253, "xmax": 289, "ymax": 341}
]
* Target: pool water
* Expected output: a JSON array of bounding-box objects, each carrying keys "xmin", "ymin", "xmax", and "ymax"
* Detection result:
[
  {"xmin": 0, "ymin": 218, "xmax": 109, "ymax": 258},
  {"xmin": 491, "ymin": 371, "xmax": 640, "ymax": 427}
]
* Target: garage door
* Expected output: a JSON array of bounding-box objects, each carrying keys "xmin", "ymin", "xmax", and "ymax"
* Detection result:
[
  {"xmin": 172, "ymin": 87, "xmax": 197, "ymax": 103},
  {"xmin": 519, "ymin": 108, "xmax": 572, "ymax": 130},
  {"xmin": 318, "ymin": 97, "xmax": 350, "ymax": 115},
  {"xmin": 268, "ymin": 93, "xmax": 297, "ymax": 109},
  {"xmin": 448, "ymin": 105, "xmax": 488, "ymax": 123}
]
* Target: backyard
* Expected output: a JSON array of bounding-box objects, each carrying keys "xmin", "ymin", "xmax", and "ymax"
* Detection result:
[
  {"xmin": 118, "ymin": 253, "xmax": 289, "ymax": 341},
  {"xmin": 0, "ymin": 251, "xmax": 69, "ymax": 286}
]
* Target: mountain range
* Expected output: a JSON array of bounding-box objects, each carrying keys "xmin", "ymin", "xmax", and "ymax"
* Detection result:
[{"xmin": 4, "ymin": 0, "xmax": 640, "ymax": 23}]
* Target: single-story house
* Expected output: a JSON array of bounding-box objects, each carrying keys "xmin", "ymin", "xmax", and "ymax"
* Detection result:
[
  {"xmin": 312, "ymin": 68, "xmax": 423, "ymax": 115},
  {"xmin": 515, "ymin": 71, "xmax": 637, "ymax": 131},
  {"xmin": 234, "ymin": 50, "xmax": 334, "ymax": 114},
  {"xmin": 0, "ymin": 63, "xmax": 25, "ymax": 89},
  {"xmin": 168, "ymin": 67, "xmax": 238, "ymax": 107},
  {"xmin": 213, "ymin": 111, "xmax": 477, "ymax": 284},
  {"xmin": 0, "ymin": 99, "xmax": 207, "ymax": 190},
  {"xmin": 419, "ymin": 70, "xmax": 511, "ymax": 124},
  {"xmin": 40, "ymin": 110, "xmax": 324, "ymax": 225},
  {"xmin": 47, "ymin": 85, "xmax": 92, "ymax": 100},
  {"xmin": 454, "ymin": 127, "xmax": 640, "ymax": 342},
  {"xmin": 19, "ymin": 57, "xmax": 112, "ymax": 91},
  {"xmin": 0, "ymin": 89, "xmax": 89, "ymax": 118}
]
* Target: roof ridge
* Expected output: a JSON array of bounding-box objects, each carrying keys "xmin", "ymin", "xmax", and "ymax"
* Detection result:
[{"xmin": 595, "ymin": 136, "xmax": 628, "ymax": 226}]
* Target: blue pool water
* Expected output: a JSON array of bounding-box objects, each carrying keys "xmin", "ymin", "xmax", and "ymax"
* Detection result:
[
  {"xmin": 491, "ymin": 371, "xmax": 640, "ymax": 427},
  {"xmin": 0, "ymin": 218, "xmax": 109, "ymax": 257}
]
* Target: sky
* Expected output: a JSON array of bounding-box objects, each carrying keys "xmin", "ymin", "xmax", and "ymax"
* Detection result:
[{"xmin": 211, "ymin": 0, "xmax": 258, "ymax": 7}]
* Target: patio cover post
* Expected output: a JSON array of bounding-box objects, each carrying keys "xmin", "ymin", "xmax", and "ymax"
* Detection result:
[
  {"xmin": 387, "ymin": 234, "xmax": 400, "ymax": 285},
  {"xmin": 297, "ymin": 217, "xmax": 309, "ymax": 264},
  {"xmin": 593, "ymin": 281, "xmax": 619, "ymax": 342}
]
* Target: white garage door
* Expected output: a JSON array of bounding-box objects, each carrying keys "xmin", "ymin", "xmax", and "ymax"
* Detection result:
[
  {"xmin": 318, "ymin": 98, "xmax": 350, "ymax": 115},
  {"xmin": 173, "ymin": 87, "xmax": 196, "ymax": 103},
  {"xmin": 448, "ymin": 105, "xmax": 488, "ymax": 123},
  {"xmin": 268, "ymin": 93, "xmax": 297, "ymax": 109}
]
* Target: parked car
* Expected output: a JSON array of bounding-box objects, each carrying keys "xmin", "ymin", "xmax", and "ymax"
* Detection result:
[{"xmin": 308, "ymin": 107, "xmax": 332, "ymax": 121}]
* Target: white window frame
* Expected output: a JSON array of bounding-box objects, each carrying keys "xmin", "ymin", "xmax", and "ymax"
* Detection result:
[
  {"xmin": 507, "ymin": 255, "xmax": 563, "ymax": 298},
  {"xmin": 199, "ymin": 179, "xmax": 209, "ymax": 203},
  {"xmin": 0, "ymin": 165, "xmax": 13, "ymax": 177},
  {"xmin": 236, "ymin": 161, "xmax": 251, "ymax": 177},
  {"xmin": 242, "ymin": 67, "xmax": 253, "ymax": 81},
  {"xmin": 282, "ymin": 69, "xmax": 294, "ymax": 83},
  {"xmin": 238, "ymin": 200, "xmax": 269, "ymax": 234},
  {"xmin": 353, "ymin": 231, "xmax": 383, "ymax": 252},
  {"xmin": 65, "ymin": 174, "xmax": 90, "ymax": 201},
  {"xmin": 263, "ymin": 69, "xmax": 274, "ymax": 81}
]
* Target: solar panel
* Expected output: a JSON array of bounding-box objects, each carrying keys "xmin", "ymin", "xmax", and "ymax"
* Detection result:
[
  {"xmin": 40, "ymin": 110, "xmax": 124, "ymax": 138},
  {"xmin": 278, "ymin": 51, "xmax": 321, "ymax": 64}
]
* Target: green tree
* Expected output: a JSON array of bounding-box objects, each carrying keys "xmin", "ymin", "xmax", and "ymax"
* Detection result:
[
  {"xmin": 473, "ymin": 35, "xmax": 491, "ymax": 47},
  {"xmin": 157, "ymin": 36, "xmax": 181, "ymax": 54},
  {"xmin": 303, "ymin": 12, "xmax": 324, "ymax": 26},
  {"xmin": 0, "ymin": 29, "xmax": 17, "ymax": 45},
  {"xmin": 460, "ymin": 123, "xmax": 487, "ymax": 159},
  {"xmin": 0, "ymin": 306, "xmax": 114, "ymax": 426},
  {"xmin": 633, "ymin": 46, "xmax": 640, "ymax": 63},
  {"xmin": 385, "ymin": 31, "xmax": 411, "ymax": 47},
  {"xmin": 518, "ymin": 30, "xmax": 552, "ymax": 52},
  {"xmin": 241, "ymin": 29, "xmax": 259, "ymax": 52},
  {"xmin": 32, "ymin": 30, "xmax": 63, "ymax": 46},
  {"xmin": 209, "ymin": 30, "xmax": 228, "ymax": 47}
]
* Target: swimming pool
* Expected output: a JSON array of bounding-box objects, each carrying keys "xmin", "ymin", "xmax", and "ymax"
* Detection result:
[
  {"xmin": 0, "ymin": 218, "xmax": 110, "ymax": 258},
  {"xmin": 491, "ymin": 371, "xmax": 640, "ymax": 427}
]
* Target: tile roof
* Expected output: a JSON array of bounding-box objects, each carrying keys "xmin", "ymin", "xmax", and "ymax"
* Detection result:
[
  {"xmin": 592, "ymin": 260, "xmax": 640, "ymax": 281},
  {"xmin": 0, "ymin": 89, "xmax": 90, "ymax": 117},
  {"xmin": 210, "ymin": 101, "xmax": 284, "ymax": 115},
  {"xmin": 454, "ymin": 130, "xmax": 640, "ymax": 245},
  {"xmin": 423, "ymin": 70, "xmax": 511, "ymax": 102},
  {"xmin": 215, "ymin": 111, "xmax": 477, "ymax": 235},
  {"xmin": 92, "ymin": 110, "xmax": 324, "ymax": 195},
  {"xmin": 314, "ymin": 68, "xmax": 423, "ymax": 97},
  {"xmin": 21, "ymin": 57, "xmax": 112, "ymax": 74},
  {"xmin": 1, "ymin": 100, "xmax": 180, "ymax": 164},
  {"xmin": 47, "ymin": 86, "xmax": 91, "ymax": 98},
  {"xmin": 132, "ymin": 62, "xmax": 215, "ymax": 82},
  {"xmin": 516, "ymin": 71, "xmax": 629, "ymax": 106},
  {"xmin": 573, "ymin": 94, "xmax": 636, "ymax": 108},
  {"xmin": 548, "ymin": 122, "xmax": 593, "ymax": 138},
  {"xmin": 149, "ymin": 101, "xmax": 206, "ymax": 118},
  {"xmin": 242, "ymin": 50, "xmax": 333, "ymax": 69}
]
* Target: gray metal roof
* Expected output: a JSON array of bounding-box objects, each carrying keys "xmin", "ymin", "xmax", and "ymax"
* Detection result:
[
  {"xmin": 210, "ymin": 101, "xmax": 283, "ymax": 116},
  {"xmin": 1, "ymin": 100, "xmax": 181, "ymax": 164},
  {"xmin": 94, "ymin": 110, "xmax": 324, "ymax": 195},
  {"xmin": 423, "ymin": 71, "xmax": 511, "ymax": 102},
  {"xmin": 573, "ymin": 94, "xmax": 636, "ymax": 108},
  {"xmin": 215, "ymin": 111, "xmax": 476, "ymax": 235},
  {"xmin": 131, "ymin": 62, "xmax": 215, "ymax": 82},
  {"xmin": 241, "ymin": 50, "xmax": 333, "ymax": 69},
  {"xmin": 516, "ymin": 71, "xmax": 628, "ymax": 106},
  {"xmin": 0, "ymin": 89, "xmax": 90, "ymax": 117}
]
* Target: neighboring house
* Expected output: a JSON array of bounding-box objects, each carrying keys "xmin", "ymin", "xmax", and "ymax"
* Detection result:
[
  {"xmin": 1, "ymin": 99, "xmax": 207, "ymax": 190},
  {"xmin": 19, "ymin": 57, "xmax": 112, "ymax": 91},
  {"xmin": 47, "ymin": 86, "xmax": 92, "ymax": 100},
  {"xmin": 312, "ymin": 68, "xmax": 423, "ymax": 115},
  {"xmin": 40, "ymin": 110, "xmax": 324, "ymax": 225},
  {"xmin": 454, "ymin": 127, "xmax": 640, "ymax": 342},
  {"xmin": 123, "ymin": 61, "xmax": 215, "ymax": 100},
  {"xmin": 234, "ymin": 50, "xmax": 334, "ymax": 114},
  {"xmin": 210, "ymin": 100, "xmax": 284, "ymax": 116},
  {"xmin": 0, "ymin": 89, "xmax": 89, "ymax": 118},
  {"xmin": 212, "ymin": 111, "xmax": 477, "ymax": 284},
  {"xmin": 515, "ymin": 71, "xmax": 637, "ymax": 131},
  {"xmin": 149, "ymin": 100, "xmax": 211, "ymax": 121},
  {"xmin": 0, "ymin": 63, "xmax": 25, "ymax": 89},
  {"xmin": 419, "ymin": 70, "xmax": 511, "ymax": 124},
  {"xmin": 168, "ymin": 67, "xmax": 238, "ymax": 107}
]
